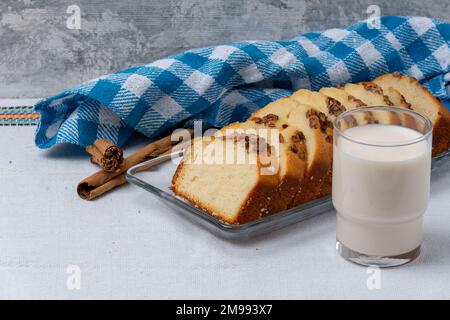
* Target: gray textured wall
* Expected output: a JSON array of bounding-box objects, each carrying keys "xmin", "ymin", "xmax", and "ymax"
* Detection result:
[{"xmin": 0, "ymin": 0, "xmax": 449, "ymax": 98}]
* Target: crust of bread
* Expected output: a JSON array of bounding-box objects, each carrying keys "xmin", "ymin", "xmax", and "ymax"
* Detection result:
[
  {"xmin": 268, "ymin": 138, "xmax": 306, "ymax": 213},
  {"xmin": 234, "ymin": 172, "xmax": 281, "ymax": 223},
  {"xmin": 289, "ymin": 139, "xmax": 331, "ymax": 206},
  {"xmin": 433, "ymin": 112, "xmax": 450, "ymax": 156},
  {"xmin": 374, "ymin": 73, "xmax": 450, "ymax": 156}
]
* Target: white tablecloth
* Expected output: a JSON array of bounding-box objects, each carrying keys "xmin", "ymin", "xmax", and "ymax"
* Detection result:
[{"xmin": 1, "ymin": 124, "xmax": 450, "ymax": 299}]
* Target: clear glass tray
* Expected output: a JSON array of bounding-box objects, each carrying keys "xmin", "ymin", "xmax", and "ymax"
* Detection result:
[{"xmin": 126, "ymin": 149, "xmax": 450, "ymax": 239}]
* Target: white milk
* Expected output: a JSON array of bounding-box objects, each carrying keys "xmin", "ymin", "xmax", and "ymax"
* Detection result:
[{"xmin": 333, "ymin": 124, "xmax": 431, "ymax": 256}]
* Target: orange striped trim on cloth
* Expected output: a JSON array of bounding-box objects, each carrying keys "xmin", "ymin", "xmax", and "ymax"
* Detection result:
[{"xmin": 0, "ymin": 106, "xmax": 40, "ymax": 126}]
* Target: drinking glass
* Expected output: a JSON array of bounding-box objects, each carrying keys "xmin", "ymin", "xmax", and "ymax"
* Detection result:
[{"xmin": 333, "ymin": 106, "xmax": 432, "ymax": 267}]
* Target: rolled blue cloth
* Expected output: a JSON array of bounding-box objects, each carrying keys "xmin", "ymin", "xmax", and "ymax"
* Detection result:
[{"xmin": 34, "ymin": 16, "xmax": 450, "ymax": 148}]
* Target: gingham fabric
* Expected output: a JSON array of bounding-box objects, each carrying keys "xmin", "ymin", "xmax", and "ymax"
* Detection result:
[{"xmin": 35, "ymin": 16, "xmax": 450, "ymax": 148}]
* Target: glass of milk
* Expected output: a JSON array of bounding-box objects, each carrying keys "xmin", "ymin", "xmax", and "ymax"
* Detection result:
[{"xmin": 333, "ymin": 106, "xmax": 432, "ymax": 267}]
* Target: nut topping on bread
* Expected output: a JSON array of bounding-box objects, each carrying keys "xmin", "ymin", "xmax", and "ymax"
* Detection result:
[
  {"xmin": 290, "ymin": 131, "xmax": 307, "ymax": 160},
  {"xmin": 289, "ymin": 144, "xmax": 298, "ymax": 154},
  {"xmin": 289, "ymin": 137, "xmax": 306, "ymax": 160},
  {"xmin": 229, "ymin": 133, "xmax": 272, "ymax": 156},
  {"xmin": 327, "ymin": 97, "xmax": 346, "ymax": 116},
  {"xmin": 348, "ymin": 95, "xmax": 366, "ymax": 107},
  {"xmin": 306, "ymin": 109, "xmax": 333, "ymax": 143},
  {"xmin": 307, "ymin": 113, "xmax": 321, "ymax": 129},
  {"xmin": 383, "ymin": 95, "xmax": 394, "ymax": 106},
  {"xmin": 291, "ymin": 130, "xmax": 305, "ymax": 143},
  {"xmin": 251, "ymin": 113, "xmax": 279, "ymax": 127},
  {"xmin": 400, "ymin": 96, "xmax": 412, "ymax": 110},
  {"xmin": 263, "ymin": 114, "xmax": 279, "ymax": 122},
  {"xmin": 361, "ymin": 82, "xmax": 383, "ymax": 95}
]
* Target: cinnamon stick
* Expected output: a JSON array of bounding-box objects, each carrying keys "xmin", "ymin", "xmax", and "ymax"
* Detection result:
[
  {"xmin": 78, "ymin": 174, "xmax": 128, "ymax": 200},
  {"xmin": 77, "ymin": 129, "xmax": 193, "ymax": 200},
  {"xmin": 85, "ymin": 139, "xmax": 123, "ymax": 172}
]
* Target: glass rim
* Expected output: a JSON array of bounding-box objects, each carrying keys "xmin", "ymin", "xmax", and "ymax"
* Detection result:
[{"xmin": 333, "ymin": 106, "xmax": 433, "ymax": 147}]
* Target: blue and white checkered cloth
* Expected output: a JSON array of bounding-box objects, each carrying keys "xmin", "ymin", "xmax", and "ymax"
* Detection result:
[{"xmin": 35, "ymin": 16, "xmax": 450, "ymax": 148}]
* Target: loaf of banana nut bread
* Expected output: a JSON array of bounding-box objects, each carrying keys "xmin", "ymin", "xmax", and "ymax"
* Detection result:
[{"xmin": 171, "ymin": 73, "xmax": 450, "ymax": 224}]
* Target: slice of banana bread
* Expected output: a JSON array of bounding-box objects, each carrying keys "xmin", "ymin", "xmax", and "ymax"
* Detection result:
[
  {"xmin": 286, "ymin": 102, "xmax": 333, "ymax": 205},
  {"xmin": 171, "ymin": 132, "xmax": 279, "ymax": 224}
]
